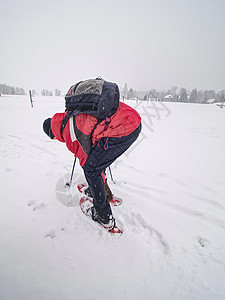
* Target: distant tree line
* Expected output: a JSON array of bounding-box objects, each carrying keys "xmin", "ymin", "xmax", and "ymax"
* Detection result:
[
  {"xmin": 31, "ymin": 89, "xmax": 61, "ymax": 97},
  {"xmin": 121, "ymin": 84, "xmax": 225, "ymax": 104},
  {"xmin": 26, "ymin": 88, "xmax": 62, "ymax": 97},
  {"xmin": 2, "ymin": 82, "xmax": 224, "ymax": 104},
  {"xmin": 0, "ymin": 83, "xmax": 26, "ymax": 95},
  {"xmin": 39, "ymin": 89, "xmax": 61, "ymax": 97},
  {"xmin": 0, "ymin": 83, "xmax": 62, "ymax": 97}
]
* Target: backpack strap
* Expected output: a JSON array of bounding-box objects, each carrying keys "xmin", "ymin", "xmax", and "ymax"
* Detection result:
[
  {"xmin": 61, "ymin": 112, "xmax": 70, "ymax": 134},
  {"xmin": 61, "ymin": 111, "xmax": 78, "ymax": 134}
]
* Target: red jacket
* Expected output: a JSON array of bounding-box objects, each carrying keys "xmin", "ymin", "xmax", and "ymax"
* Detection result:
[{"xmin": 51, "ymin": 102, "xmax": 141, "ymax": 167}]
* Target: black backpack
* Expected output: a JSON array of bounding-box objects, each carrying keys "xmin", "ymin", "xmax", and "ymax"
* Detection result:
[{"xmin": 61, "ymin": 78, "xmax": 120, "ymax": 133}]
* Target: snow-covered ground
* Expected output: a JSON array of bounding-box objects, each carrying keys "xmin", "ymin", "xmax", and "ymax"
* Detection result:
[{"xmin": 0, "ymin": 95, "xmax": 225, "ymax": 300}]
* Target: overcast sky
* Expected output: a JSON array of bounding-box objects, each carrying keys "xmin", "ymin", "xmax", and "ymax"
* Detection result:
[{"xmin": 1, "ymin": 0, "xmax": 224, "ymax": 93}]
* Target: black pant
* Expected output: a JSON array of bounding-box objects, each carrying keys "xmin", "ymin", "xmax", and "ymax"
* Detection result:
[{"xmin": 83, "ymin": 124, "xmax": 141, "ymax": 222}]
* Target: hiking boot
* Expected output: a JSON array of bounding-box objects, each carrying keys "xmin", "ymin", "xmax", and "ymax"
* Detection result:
[
  {"xmin": 90, "ymin": 206, "xmax": 115, "ymax": 231},
  {"xmin": 84, "ymin": 186, "xmax": 93, "ymax": 198}
]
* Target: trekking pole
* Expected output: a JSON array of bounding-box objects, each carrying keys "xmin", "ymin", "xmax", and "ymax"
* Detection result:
[
  {"xmin": 65, "ymin": 157, "xmax": 76, "ymax": 187},
  {"xmin": 108, "ymin": 166, "xmax": 115, "ymax": 184}
]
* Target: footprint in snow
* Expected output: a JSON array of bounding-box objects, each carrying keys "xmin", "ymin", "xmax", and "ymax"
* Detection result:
[
  {"xmin": 197, "ymin": 237, "xmax": 211, "ymax": 248},
  {"xmin": 45, "ymin": 229, "xmax": 56, "ymax": 239},
  {"xmin": 27, "ymin": 200, "xmax": 36, "ymax": 206},
  {"xmin": 28, "ymin": 201, "xmax": 47, "ymax": 211},
  {"xmin": 119, "ymin": 211, "xmax": 169, "ymax": 253},
  {"xmin": 33, "ymin": 203, "xmax": 47, "ymax": 211},
  {"xmin": 44, "ymin": 227, "xmax": 66, "ymax": 239}
]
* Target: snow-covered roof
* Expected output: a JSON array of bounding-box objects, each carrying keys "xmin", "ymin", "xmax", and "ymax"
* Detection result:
[
  {"xmin": 207, "ymin": 99, "xmax": 216, "ymax": 104},
  {"xmin": 164, "ymin": 94, "xmax": 174, "ymax": 99}
]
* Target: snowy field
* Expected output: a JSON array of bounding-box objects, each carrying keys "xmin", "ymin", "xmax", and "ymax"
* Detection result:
[{"xmin": 0, "ymin": 95, "xmax": 225, "ymax": 300}]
